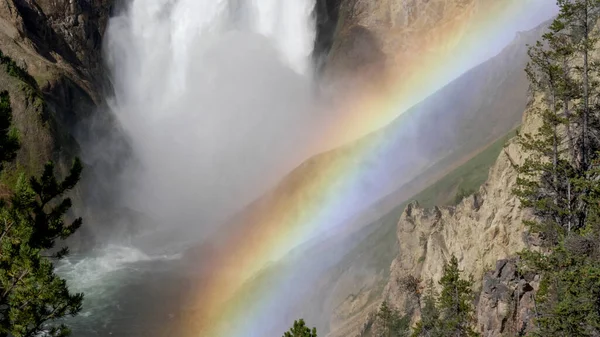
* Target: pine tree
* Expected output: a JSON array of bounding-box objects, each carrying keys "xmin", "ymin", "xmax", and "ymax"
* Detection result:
[
  {"xmin": 548, "ymin": 16, "xmax": 579, "ymax": 163},
  {"xmin": 0, "ymin": 91, "xmax": 18, "ymax": 170},
  {"xmin": 515, "ymin": 0, "xmax": 600, "ymax": 335},
  {"xmin": 374, "ymin": 300, "xmax": 410, "ymax": 337},
  {"xmin": 436, "ymin": 256, "xmax": 479, "ymax": 337},
  {"xmin": 556, "ymin": 0, "xmax": 600, "ymax": 169},
  {"xmin": 411, "ymin": 280, "xmax": 441, "ymax": 337},
  {"xmin": 0, "ymin": 92, "xmax": 84, "ymax": 336},
  {"xmin": 412, "ymin": 257, "xmax": 478, "ymax": 337},
  {"xmin": 283, "ymin": 319, "xmax": 317, "ymax": 337},
  {"xmin": 517, "ymin": 39, "xmax": 576, "ymax": 242}
]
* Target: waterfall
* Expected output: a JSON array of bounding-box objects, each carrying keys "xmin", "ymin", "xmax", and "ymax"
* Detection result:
[
  {"xmin": 104, "ymin": 0, "xmax": 318, "ymax": 237},
  {"xmin": 59, "ymin": 2, "xmax": 317, "ymax": 334}
]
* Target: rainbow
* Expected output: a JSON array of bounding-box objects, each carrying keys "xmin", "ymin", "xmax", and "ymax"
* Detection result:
[{"xmin": 176, "ymin": 1, "xmax": 555, "ymax": 336}]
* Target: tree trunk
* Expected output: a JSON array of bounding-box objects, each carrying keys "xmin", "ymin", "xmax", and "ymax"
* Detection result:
[
  {"xmin": 563, "ymin": 58, "xmax": 576, "ymax": 163},
  {"xmin": 552, "ymin": 91, "xmax": 559, "ymax": 206},
  {"xmin": 582, "ymin": 1, "xmax": 590, "ymax": 171},
  {"xmin": 568, "ymin": 179, "xmax": 572, "ymax": 232}
]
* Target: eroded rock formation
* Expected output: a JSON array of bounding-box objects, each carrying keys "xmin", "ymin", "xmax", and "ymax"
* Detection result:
[{"xmin": 326, "ymin": 90, "xmax": 546, "ymax": 337}]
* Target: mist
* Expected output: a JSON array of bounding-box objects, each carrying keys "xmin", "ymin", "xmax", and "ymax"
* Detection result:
[{"xmin": 101, "ymin": 0, "xmax": 322, "ymax": 244}]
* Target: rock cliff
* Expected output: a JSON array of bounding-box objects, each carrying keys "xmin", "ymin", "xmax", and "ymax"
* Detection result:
[
  {"xmin": 325, "ymin": 0, "xmax": 478, "ymax": 78},
  {"xmin": 320, "ymin": 0, "xmax": 523, "ymax": 86},
  {"xmin": 0, "ymin": 0, "xmax": 111, "ymax": 94},
  {"xmin": 0, "ymin": 0, "xmax": 111, "ymax": 179},
  {"xmin": 476, "ymin": 258, "xmax": 539, "ymax": 336}
]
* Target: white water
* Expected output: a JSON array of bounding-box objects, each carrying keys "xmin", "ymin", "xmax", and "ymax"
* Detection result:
[
  {"xmin": 56, "ymin": 245, "xmax": 184, "ymax": 335},
  {"xmin": 57, "ymin": 245, "xmax": 181, "ymax": 290}
]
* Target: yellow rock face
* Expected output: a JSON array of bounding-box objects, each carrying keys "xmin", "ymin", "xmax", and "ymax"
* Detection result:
[{"xmin": 325, "ymin": 0, "xmax": 527, "ymax": 92}]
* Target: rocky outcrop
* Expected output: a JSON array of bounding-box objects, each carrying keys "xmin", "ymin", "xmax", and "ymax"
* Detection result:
[
  {"xmin": 314, "ymin": 0, "xmax": 341, "ymax": 71},
  {"xmin": 477, "ymin": 258, "xmax": 539, "ymax": 337},
  {"xmin": 384, "ymin": 130, "xmax": 530, "ymax": 310},
  {"xmin": 0, "ymin": 0, "xmax": 111, "ymax": 96}
]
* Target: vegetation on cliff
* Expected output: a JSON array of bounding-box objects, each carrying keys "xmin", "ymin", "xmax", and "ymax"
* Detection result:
[
  {"xmin": 0, "ymin": 92, "xmax": 19, "ymax": 170},
  {"xmin": 516, "ymin": 0, "xmax": 600, "ymax": 335},
  {"xmin": 284, "ymin": 319, "xmax": 318, "ymax": 337},
  {"xmin": 374, "ymin": 300, "xmax": 410, "ymax": 337},
  {"xmin": 0, "ymin": 91, "xmax": 83, "ymax": 336},
  {"xmin": 412, "ymin": 256, "xmax": 479, "ymax": 337}
]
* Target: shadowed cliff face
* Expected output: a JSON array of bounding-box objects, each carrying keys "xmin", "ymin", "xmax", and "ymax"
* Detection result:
[
  {"xmin": 319, "ymin": 0, "xmax": 485, "ymax": 85},
  {"xmin": 314, "ymin": 0, "xmax": 341, "ymax": 72},
  {"xmin": 0, "ymin": 0, "xmax": 111, "ymax": 99},
  {"xmin": 0, "ymin": 0, "xmax": 113, "ymax": 177},
  {"xmin": 0, "ymin": 0, "xmax": 117, "ymax": 246},
  {"xmin": 0, "ymin": 0, "xmax": 113, "ymax": 151}
]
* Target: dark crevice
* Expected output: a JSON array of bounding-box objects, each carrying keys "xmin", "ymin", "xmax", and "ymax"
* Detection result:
[
  {"xmin": 313, "ymin": 0, "xmax": 342, "ymax": 74},
  {"xmin": 13, "ymin": 0, "xmax": 79, "ymax": 66}
]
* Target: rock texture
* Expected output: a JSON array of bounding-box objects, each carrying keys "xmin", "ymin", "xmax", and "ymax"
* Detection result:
[
  {"xmin": 385, "ymin": 134, "xmax": 529, "ymax": 307},
  {"xmin": 322, "ymin": 0, "xmax": 505, "ymax": 85},
  {"xmin": 0, "ymin": 0, "xmax": 111, "ymax": 96},
  {"xmin": 0, "ymin": 0, "xmax": 114, "ymax": 198},
  {"xmin": 477, "ymin": 258, "xmax": 539, "ymax": 337}
]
